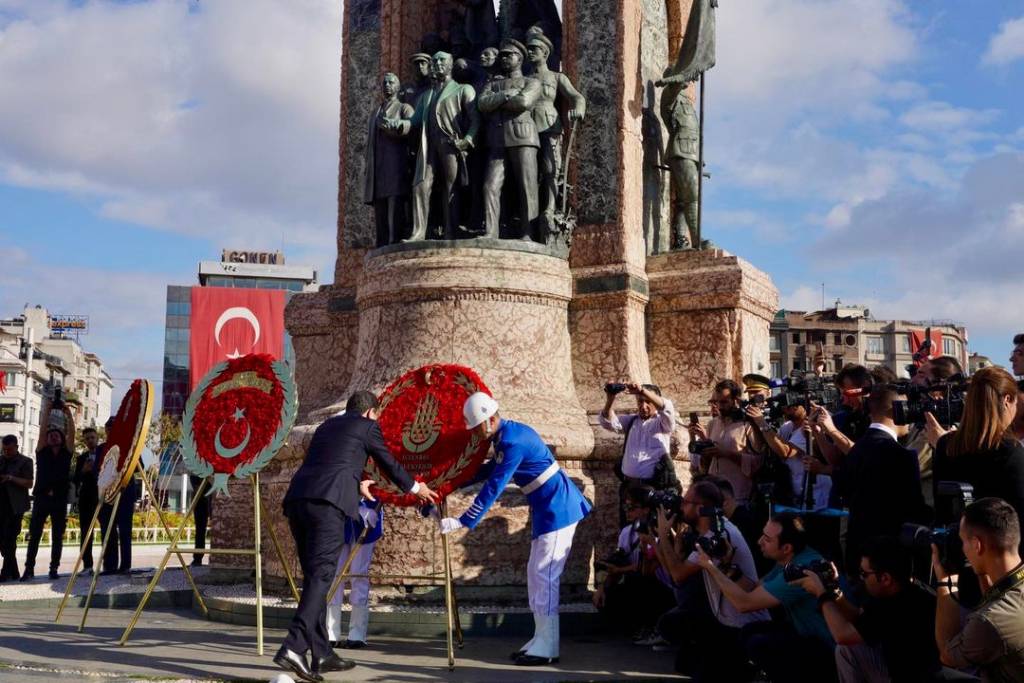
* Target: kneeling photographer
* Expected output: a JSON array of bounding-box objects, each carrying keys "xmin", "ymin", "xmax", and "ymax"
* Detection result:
[
  {"xmin": 791, "ymin": 536, "xmax": 948, "ymax": 682},
  {"xmin": 591, "ymin": 485, "xmax": 673, "ymax": 642},
  {"xmin": 653, "ymin": 480, "xmax": 767, "ymax": 681},
  {"xmin": 697, "ymin": 512, "xmax": 837, "ymax": 682},
  {"xmin": 935, "ymin": 497, "xmax": 1024, "ymax": 681}
]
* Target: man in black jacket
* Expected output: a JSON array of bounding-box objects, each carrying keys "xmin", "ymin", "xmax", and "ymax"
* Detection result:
[
  {"xmin": 275, "ymin": 390, "xmax": 438, "ymax": 683},
  {"xmin": 73, "ymin": 427, "xmax": 101, "ymax": 574},
  {"xmin": 833, "ymin": 387, "xmax": 929, "ymax": 577},
  {"xmin": 24, "ymin": 428, "xmax": 73, "ymax": 580},
  {"xmin": 0, "ymin": 435, "xmax": 33, "ymax": 581}
]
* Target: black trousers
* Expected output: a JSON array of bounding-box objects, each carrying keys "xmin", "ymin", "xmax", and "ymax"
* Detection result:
[
  {"xmin": 283, "ymin": 499, "xmax": 347, "ymax": 660},
  {"xmin": 78, "ymin": 495, "xmax": 98, "ymax": 569},
  {"xmin": 598, "ymin": 571, "xmax": 674, "ymax": 635},
  {"xmin": 740, "ymin": 621, "xmax": 837, "ymax": 683},
  {"xmin": 193, "ymin": 490, "xmax": 210, "ymax": 563},
  {"xmin": 25, "ymin": 495, "xmax": 67, "ymax": 572},
  {"xmin": 99, "ymin": 482, "xmax": 137, "ymax": 572},
  {"xmin": 674, "ymin": 610, "xmax": 752, "ymax": 682},
  {"xmin": 0, "ymin": 510, "xmax": 24, "ymax": 578}
]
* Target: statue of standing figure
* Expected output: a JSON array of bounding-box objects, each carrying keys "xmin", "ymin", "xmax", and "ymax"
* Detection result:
[
  {"xmin": 524, "ymin": 29, "xmax": 585, "ymax": 244},
  {"xmin": 365, "ymin": 73, "xmax": 414, "ymax": 246},
  {"xmin": 655, "ymin": 76, "xmax": 699, "ymax": 250},
  {"xmin": 478, "ymin": 40, "xmax": 542, "ymax": 240}
]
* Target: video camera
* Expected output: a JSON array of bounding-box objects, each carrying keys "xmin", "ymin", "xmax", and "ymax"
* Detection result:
[
  {"xmin": 891, "ymin": 379, "xmax": 967, "ymax": 428},
  {"xmin": 782, "ymin": 558, "xmax": 839, "ymax": 589},
  {"xmin": 679, "ymin": 506, "xmax": 731, "ymax": 559},
  {"xmin": 900, "ymin": 481, "xmax": 973, "ymax": 573}
]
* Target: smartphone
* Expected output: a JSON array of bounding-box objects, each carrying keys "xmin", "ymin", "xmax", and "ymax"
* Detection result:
[{"xmin": 689, "ymin": 411, "xmax": 699, "ymax": 426}]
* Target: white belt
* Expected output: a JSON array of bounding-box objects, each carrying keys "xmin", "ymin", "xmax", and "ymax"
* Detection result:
[{"xmin": 521, "ymin": 462, "xmax": 559, "ymax": 495}]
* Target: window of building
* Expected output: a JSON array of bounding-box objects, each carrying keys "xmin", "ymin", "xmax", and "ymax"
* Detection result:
[
  {"xmin": 792, "ymin": 332, "xmax": 801, "ymax": 344},
  {"xmin": 833, "ymin": 333, "xmax": 842, "ymax": 346},
  {"xmin": 943, "ymin": 338, "xmax": 956, "ymax": 356},
  {"xmin": 3, "ymin": 372, "xmax": 16, "ymax": 388},
  {"xmin": 770, "ymin": 361, "xmax": 781, "ymax": 379},
  {"xmin": 845, "ymin": 334, "xmax": 857, "ymax": 346},
  {"xmin": 899, "ymin": 335, "xmax": 911, "ymax": 353},
  {"xmin": 792, "ymin": 359, "xmax": 803, "ymax": 371},
  {"xmin": 0, "ymin": 405, "xmax": 16, "ymax": 422},
  {"xmin": 866, "ymin": 336, "xmax": 884, "ymax": 355},
  {"xmin": 769, "ymin": 335, "xmax": 780, "ymax": 352}
]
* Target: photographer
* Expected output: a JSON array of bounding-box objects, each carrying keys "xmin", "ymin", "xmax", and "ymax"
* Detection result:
[
  {"xmin": 934, "ymin": 497, "xmax": 1024, "ymax": 681},
  {"xmin": 834, "ymin": 386, "xmax": 929, "ymax": 576},
  {"xmin": 750, "ymin": 403, "xmax": 832, "ymax": 510},
  {"xmin": 72, "ymin": 427, "xmax": 101, "ymax": 575},
  {"xmin": 654, "ymin": 480, "xmax": 768, "ymax": 681},
  {"xmin": 699, "ymin": 474, "xmax": 770, "ymax": 573},
  {"xmin": 697, "ymin": 512, "xmax": 837, "ymax": 682},
  {"xmin": 791, "ymin": 536, "xmax": 945, "ymax": 682},
  {"xmin": 689, "ymin": 379, "xmax": 766, "ymax": 506},
  {"xmin": 0, "ymin": 435, "xmax": 33, "ymax": 581},
  {"xmin": 600, "ymin": 382, "xmax": 680, "ymax": 526},
  {"xmin": 811, "ymin": 364, "xmax": 875, "ymax": 461},
  {"xmin": 591, "ymin": 485, "xmax": 673, "ymax": 642}
]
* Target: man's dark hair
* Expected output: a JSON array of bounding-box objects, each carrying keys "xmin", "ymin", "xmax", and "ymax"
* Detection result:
[
  {"xmin": 641, "ymin": 383, "xmax": 662, "ymax": 396},
  {"xmin": 714, "ymin": 379, "xmax": 742, "ymax": 398},
  {"xmin": 772, "ymin": 512, "xmax": 808, "ymax": 555},
  {"xmin": 690, "ymin": 480, "xmax": 724, "ymax": 509},
  {"xmin": 866, "ymin": 387, "xmax": 897, "ymax": 419},
  {"xmin": 930, "ymin": 356, "xmax": 963, "ymax": 381},
  {"xmin": 625, "ymin": 485, "xmax": 654, "ymax": 506},
  {"xmin": 836, "ymin": 364, "xmax": 874, "ymax": 390},
  {"xmin": 1014, "ymin": 333, "xmax": 1024, "ymax": 346},
  {"xmin": 82, "ymin": 427, "xmax": 97, "ymax": 435},
  {"xmin": 963, "ymin": 497, "xmax": 1021, "ymax": 553},
  {"xmin": 870, "ymin": 365, "xmax": 898, "ymax": 385},
  {"xmin": 861, "ymin": 536, "xmax": 912, "ymax": 585},
  {"xmin": 1, "ymin": 434, "xmax": 17, "ymax": 446},
  {"xmin": 702, "ymin": 474, "xmax": 734, "ymax": 498},
  {"xmin": 345, "ymin": 390, "xmax": 380, "ymax": 416}
]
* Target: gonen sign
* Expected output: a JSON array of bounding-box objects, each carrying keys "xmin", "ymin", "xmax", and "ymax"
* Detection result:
[
  {"xmin": 221, "ymin": 249, "xmax": 285, "ymax": 265},
  {"xmin": 49, "ymin": 315, "xmax": 89, "ymax": 335}
]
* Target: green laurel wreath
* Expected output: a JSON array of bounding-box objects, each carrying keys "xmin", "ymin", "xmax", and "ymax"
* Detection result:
[{"xmin": 180, "ymin": 358, "xmax": 299, "ymax": 496}]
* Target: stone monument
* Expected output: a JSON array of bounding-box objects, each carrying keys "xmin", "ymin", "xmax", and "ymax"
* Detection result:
[{"xmin": 212, "ymin": 0, "xmax": 779, "ymax": 602}]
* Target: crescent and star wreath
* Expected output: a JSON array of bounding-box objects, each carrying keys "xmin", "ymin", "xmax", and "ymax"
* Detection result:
[
  {"xmin": 366, "ymin": 364, "xmax": 492, "ymax": 506},
  {"xmin": 99, "ymin": 378, "xmax": 154, "ymax": 503},
  {"xmin": 181, "ymin": 353, "xmax": 297, "ymax": 496}
]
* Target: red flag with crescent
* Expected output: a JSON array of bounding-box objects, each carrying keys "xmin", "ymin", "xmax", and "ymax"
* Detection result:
[{"xmin": 189, "ymin": 287, "xmax": 285, "ymax": 390}]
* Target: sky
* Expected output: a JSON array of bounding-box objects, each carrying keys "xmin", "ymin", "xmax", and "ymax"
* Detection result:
[{"xmin": 0, "ymin": 0, "xmax": 1022, "ymax": 411}]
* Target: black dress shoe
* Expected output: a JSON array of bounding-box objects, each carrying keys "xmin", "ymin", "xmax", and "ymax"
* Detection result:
[
  {"xmin": 20, "ymin": 569, "xmax": 34, "ymax": 581},
  {"xmin": 48, "ymin": 569, "xmax": 59, "ymax": 580},
  {"xmin": 99, "ymin": 568, "xmax": 118, "ymax": 576},
  {"xmin": 273, "ymin": 646, "xmax": 322, "ymax": 683},
  {"xmin": 338, "ymin": 639, "xmax": 366, "ymax": 650},
  {"xmin": 509, "ymin": 649, "xmax": 526, "ymax": 661},
  {"xmin": 312, "ymin": 652, "xmax": 356, "ymax": 673},
  {"xmin": 515, "ymin": 654, "xmax": 559, "ymax": 666}
]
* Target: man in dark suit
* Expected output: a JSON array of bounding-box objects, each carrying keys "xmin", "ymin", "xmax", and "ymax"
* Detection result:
[
  {"xmin": 0, "ymin": 434, "xmax": 33, "ymax": 581},
  {"xmin": 72, "ymin": 427, "xmax": 101, "ymax": 574},
  {"xmin": 274, "ymin": 390, "xmax": 438, "ymax": 682},
  {"xmin": 834, "ymin": 387, "xmax": 929, "ymax": 577}
]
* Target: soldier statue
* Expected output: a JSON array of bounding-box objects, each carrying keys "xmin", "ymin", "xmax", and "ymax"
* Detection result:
[
  {"xmin": 395, "ymin": 52, "xmax": 480, "ymax": 241},
  {"xmin": 401, "ymin": 53, "xmax": 433, "ymax": 105},
  {"xmin": 655, "ymin": 75, "xmax": 699, "ymax": 250},
  {"xmin": 365, "ymin": 73, "xmax": 414, "ymax": 246},
  {"xmin": 478, "ymin": 40, "xmax": 541, "ymax": 240},
  {"xmin": 524, "ymin": 30, "xmax": 585, "ymax": 243}
]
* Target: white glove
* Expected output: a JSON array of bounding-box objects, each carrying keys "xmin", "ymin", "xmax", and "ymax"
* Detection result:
[{"xmin": 439, "ymin": 517, "xmax": 464, "ymax": 534}]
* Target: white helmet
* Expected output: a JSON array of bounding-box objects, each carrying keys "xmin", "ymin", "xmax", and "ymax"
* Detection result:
[{"xmin": 463, "ymin": 391, "xmax": 499, "ymax": 429}]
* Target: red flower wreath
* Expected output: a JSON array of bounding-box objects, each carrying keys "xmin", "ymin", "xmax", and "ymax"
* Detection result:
[{"xmin": 368, "ymin": 364, "xmax": 492, "ymax": 506}]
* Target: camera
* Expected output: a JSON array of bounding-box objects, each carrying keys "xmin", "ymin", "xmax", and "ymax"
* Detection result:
[
  {"xmin": 782, "ymin": 559, "xmax": 839, "ymax": 588},
  {"xmin": 891, "ymin": 380, "xmax": 966, "ymax": 428},
  {"xmin": 901, "ymin": 481, "xmax": 973, "ymax": 572},
  {"xmin": 644, "ymin": 489, "xmax": 683, "ymax": 516},
  {"xmin": 688, "ymin": 439, "xmax": 715, "ymax": 455},
  {"xmin": 693, "ymin": 506, "xmax": 730, "ymax": 558},
  {"xmin": 772, "ymin": 372, "xmax": 840, "ymax": 414},
  {"xmin": 605, "ymin": 382, "xmax": 628, "ymax": 395},
  {"xmin": 595, "ymin": 547, "xmax": 633, "ymax": 571}
]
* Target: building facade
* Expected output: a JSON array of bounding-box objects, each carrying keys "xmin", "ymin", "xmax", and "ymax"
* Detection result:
[
  {"xmin": 769, "ymin": 301, "xmax": 969, "ymax": 380},
  {"xmin": 0, "ymin": 305, "xmax": 112, "ymax": 456}
]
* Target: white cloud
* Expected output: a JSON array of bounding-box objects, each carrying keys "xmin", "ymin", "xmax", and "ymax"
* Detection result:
[
  {"xmin": 982, "ymin": 15, "xmax": 1024, "ymax": 66},
  {"xmin": 0, "ymin": 0, "xmax": 342, "ymax": 259},
  {"xmin": 899, "ymin": 101, "xmax": 1000, "ymax": 133}
]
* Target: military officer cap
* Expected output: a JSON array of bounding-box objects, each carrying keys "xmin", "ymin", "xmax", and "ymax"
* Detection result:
[
  {"xmin": 742, "ymin": 373, "xmax": 772, "ymax": 392},
  {"xmin": 410, "ymin": 52, "xmax": 431, "ymax": 64},
  {"xmin": 526, "ymin": 32, "xmax": 554, "ymax": 55},
  {"xmin": 499, "ymin": 39, "xmax": 528, "ymax": 60}
]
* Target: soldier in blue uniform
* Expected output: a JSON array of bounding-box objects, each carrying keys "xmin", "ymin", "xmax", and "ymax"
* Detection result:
[
  {"xmin": 440, "ymin": 392, "xmax": 592, "ymax": 666},
  {"xmin": 325, "ymin": 497, "xmax": 382, "ymax": 649}
]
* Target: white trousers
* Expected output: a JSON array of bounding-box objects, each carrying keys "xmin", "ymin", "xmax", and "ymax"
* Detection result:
[
  {"xmin": 325, "ymin": 540, "xmax": 375, "ymax": 642},
  {"xmin": 522, "ymin": 522, "xmax": 577, "ymax": 658}
]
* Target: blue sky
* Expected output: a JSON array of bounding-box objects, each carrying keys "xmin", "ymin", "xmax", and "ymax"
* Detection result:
[{"xmin": 1, "ymin": 0, "xmax": 1022, "ymax": 410}]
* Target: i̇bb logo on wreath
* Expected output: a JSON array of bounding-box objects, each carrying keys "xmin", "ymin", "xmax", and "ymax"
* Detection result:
[{"xmin": 368, "ymin": 365, "xmax": 492, "ymax": 506}]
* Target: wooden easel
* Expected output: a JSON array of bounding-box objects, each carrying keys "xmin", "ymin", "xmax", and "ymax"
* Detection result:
[
  {"xmin": 55, "ymin": 465, "xmax": 208, "ymax": 631},
  {"xmin": 325, "ymin": 500, "xmax": 464, "ymax": 670},
  {"xmin": 117, "ymin": 472, "xmax": 300, "ymax": 655}
]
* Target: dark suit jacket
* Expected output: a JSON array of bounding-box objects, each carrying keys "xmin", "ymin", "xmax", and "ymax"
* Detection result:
[
  {"xmin": 283, "ymin": 413, "xmax": 416, "ymax": 520},
  {"xmin": 73, "ymin": 448, "xmax": 100, "ymax": 507},
  {"xmin": 478, "ymin": 75, "xmax": 541, "ymax": 150},
  {"xmin": 836, "ymin": 427, "xmax": 929, "ymax": 561},
  {"xmin": 0, "ymin": 452, "xmax": 33, "ymax": 516}
]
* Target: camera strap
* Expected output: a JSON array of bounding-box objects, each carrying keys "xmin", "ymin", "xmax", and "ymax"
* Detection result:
[{"xmin": 978, "ymin": 561, "xmax": 1024, "ymax": 608}]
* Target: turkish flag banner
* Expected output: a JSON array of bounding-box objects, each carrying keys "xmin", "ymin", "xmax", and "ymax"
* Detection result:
[
  {"xmin": 189, "ymin": 287, "xmax": 285, "ymax": 390},
  {"xmin": 909, "ymin": 329, "xmax": 943, "ymax": 365}
]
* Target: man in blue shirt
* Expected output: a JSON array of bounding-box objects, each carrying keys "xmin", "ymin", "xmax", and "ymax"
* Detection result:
[
  {"xmin": 440, "ymin": 392, "xmax": 592, "ymax": 666},
  {"xmin": 696, "ymin": 511, "xmax": 837, "ymax": 682}
]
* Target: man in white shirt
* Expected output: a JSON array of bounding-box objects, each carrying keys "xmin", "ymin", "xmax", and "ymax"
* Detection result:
[{"xmin": 600, "ymin": 382, "xmax": 680, "ymax": 526}]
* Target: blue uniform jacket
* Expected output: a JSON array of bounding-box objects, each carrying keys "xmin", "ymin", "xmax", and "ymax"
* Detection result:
[{"xmin": 459, "ymin": 420, "xmax": 592, "ymax": 538}]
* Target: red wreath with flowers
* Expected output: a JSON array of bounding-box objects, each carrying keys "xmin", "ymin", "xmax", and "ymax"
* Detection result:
[
  {"xmin": 368, "ymin": 364, "xmax": 491, "ymax": 506},
  {"xmin": 105, "ymin": 378, "xmax": 154, "ymax": 490}
]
